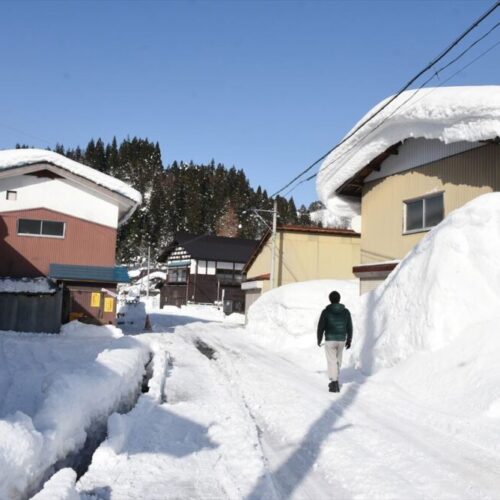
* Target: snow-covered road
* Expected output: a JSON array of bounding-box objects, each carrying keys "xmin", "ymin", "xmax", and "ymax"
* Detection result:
[{"xmin": 74, "ymin": 309, "xmax": 500, "ymax": 500}]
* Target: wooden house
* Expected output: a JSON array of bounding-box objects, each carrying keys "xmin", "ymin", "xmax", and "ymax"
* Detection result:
[
  {"xmin": 0, "ymin": 149, "xmax": 141, "ymax": 330},
  {"xmin": 158, "ymin": 233, "xmax": 258, "ymax": 312}
]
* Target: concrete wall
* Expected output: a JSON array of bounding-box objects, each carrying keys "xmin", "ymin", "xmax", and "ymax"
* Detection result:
[{"xmin": 361, "ymin": 142, "xmax": 500, "ymax": 264}]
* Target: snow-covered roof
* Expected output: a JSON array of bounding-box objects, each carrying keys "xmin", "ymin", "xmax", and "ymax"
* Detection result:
[
  {"xmin": 317, "ymin": 86, "xmax": 500, "ymax": 203},
  {"xmin": 0, "ymin": 149, "xmax": 142, "ymax": 224},
  {"xmin": 0, "ymin": 277, "xmax": 57, "ymax": 295}
]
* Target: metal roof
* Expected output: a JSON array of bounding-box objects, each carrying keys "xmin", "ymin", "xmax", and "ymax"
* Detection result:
[
  {"xmin": 49, "ymin": 264, "xmax": 130, "ymax": 283},
  {"xmin": 158, "ymin": 233, "xmax": 259, "ymax": 263}
]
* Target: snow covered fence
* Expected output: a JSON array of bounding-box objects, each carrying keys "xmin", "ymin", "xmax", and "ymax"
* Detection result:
[{"xmin": 0, "ymin": 321, "xmax": 151, "ymax": 500}]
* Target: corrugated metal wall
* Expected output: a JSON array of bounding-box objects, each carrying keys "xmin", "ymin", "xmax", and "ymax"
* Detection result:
[
  {"xmin": 361, "ymin": 143, "xmax": 500, "ymax": 264},
  {"xmin": 0, "ymin": 290, "xmax": 62, "ymax": 333}
]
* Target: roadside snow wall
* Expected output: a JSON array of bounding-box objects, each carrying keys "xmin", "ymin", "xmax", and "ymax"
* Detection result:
[
  {"xmin": 0, "ymin": 322, "xmax": 150, "ymax": 500},
  {"xmin": 351, "ymin": 193, "xmax": 500, "ymax": 374},
  {"xmin": 246, "ymin": 280, "xmax": 358, "ymax": 349}
]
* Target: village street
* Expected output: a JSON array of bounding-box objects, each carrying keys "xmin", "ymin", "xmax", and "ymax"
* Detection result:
[{"xmin": 74, "ymin": 308, "xmax": 500, "ymax": 500}]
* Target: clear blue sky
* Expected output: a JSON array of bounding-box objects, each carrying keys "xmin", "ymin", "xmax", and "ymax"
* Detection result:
[{"xmin": 0, "ymin": 1, "xmax": 498, "ymax": 206}]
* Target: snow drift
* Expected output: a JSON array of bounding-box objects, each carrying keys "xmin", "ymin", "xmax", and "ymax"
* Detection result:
[
  {"xmin": 352, "ymin": 192, "xmax": 500, "ymax": 375},
  {"xmin": 317, "ymin": 86, "xmax": 500, "ymax": 204},
  {"xmin": 246, "ymin": 280, "xmax": 358, "ymax": 348},
  {"xmin": 0, "ymin": 322, "xmax": 150, "ymax": 500}
]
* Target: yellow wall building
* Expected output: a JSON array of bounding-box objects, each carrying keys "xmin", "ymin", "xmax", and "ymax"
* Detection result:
[
  {"xmin": 243, "ymin": 226, "xmax": 360, "ymax": 312},
  {"xmin": 336, "ymin": 139, "xmax": 500, "ymax": 294}
]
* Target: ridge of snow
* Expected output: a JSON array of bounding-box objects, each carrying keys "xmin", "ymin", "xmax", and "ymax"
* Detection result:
[
  {"xmin": 0, "ymin": 277, "xmax": 56, "ymax": 295},
  {"xmin": 351, "ymin": 192, "xmax": 500, "ymax": 375},
  {"xmin": 317, "ymin": 85, "xmax": 500, "ymax": 203},
  {"xmin": 0, "ymin": 149, "xmax": 142, "ymax": 223}
]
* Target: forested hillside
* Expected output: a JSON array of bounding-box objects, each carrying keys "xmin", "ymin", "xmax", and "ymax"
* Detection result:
[{"xmin": 16, "ymin": 138, "xmax": 317, "ymax": 263}]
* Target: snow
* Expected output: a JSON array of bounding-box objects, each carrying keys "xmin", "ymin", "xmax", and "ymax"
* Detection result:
[
  {"xmin": 310, "ymin": 195, "xmax": 361, "ymax": 231},
  {"xmin": 351, "ymin": 192, "xmax": 500, "ymax": 375},
  {"xmin": 31, "ymin": 469, "xmax": 79, "ymax": 500},
  {"xmin": 0, "ymin": 322, "xmax": 149, "ymax": 499},
  {"xmin": 317, "ymin": 85, "xmax": 500, "ymax": 204},
  {"xmin": 0, "ymin": 149, "xmax": 141, "ymax": 223},
  {"xmin": 0, "ymin": 277, "xmax": 56, "ymax": 295},
  {"xmin": 246, "ymin": 279, "xmax": 358, "ymax": 349}
]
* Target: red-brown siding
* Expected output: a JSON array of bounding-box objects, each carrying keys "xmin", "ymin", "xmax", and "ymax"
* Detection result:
[{"xmin": 0, "ymin": 208, "xmax": 117, "ymax": 278}]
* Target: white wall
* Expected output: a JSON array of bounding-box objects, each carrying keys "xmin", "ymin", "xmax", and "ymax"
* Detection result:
[
  {"xmin": 365, "ymin": 138, "xmax": 483, "ymax": 182},
  {"xmin": 0, "ymin": 174, "xmax": 119, "ymax": 228}
]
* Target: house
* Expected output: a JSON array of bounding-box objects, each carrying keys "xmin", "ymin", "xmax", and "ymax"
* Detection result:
[
  {"xmin": 157, "ymin": 233, "xmax": 258, "ymax": 312},
  {"xmin": 0, "ymin": 149, "xmax": 141, "ymax": 331},
  {"xmin": 242, "ymin": 225, "xmax": 361, "ymax": 313},
  {"xmin": 316, "ymin": 86, "xmax": 500, "ymax": 294}
]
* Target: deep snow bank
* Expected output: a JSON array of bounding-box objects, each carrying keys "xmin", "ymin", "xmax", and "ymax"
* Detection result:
[
  {"xmin": 0, "ymin": 322, "xmax": 150, "ymax": 500},
  {"xmin": 317, "ymin": 86, "xmax": 500, "ymax": 204},
  {"xmin": 352, "ymin": 193, "xmax": 500, "ymax": 375},
  {"xmin": 246, "ymin": 280, "xmax": 358, "ymax": 348}
]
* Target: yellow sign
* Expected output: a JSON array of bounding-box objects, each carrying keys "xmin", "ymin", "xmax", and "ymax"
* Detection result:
[
  {"xmin": 104, "ymin": 297, "xmax": 114, "ymax": 313},
  {"xmin": 91, "ymin": 292, "xmax": 101, "ymax": 308}
]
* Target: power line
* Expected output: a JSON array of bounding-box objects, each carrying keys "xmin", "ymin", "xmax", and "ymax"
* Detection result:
[
  {"xmin": 281, "ymin": 37, "xmax": 500, "ymax": 199},
  {"xmin": 271, "ymin": 1, "xmax": 499, "ymax": 198}
]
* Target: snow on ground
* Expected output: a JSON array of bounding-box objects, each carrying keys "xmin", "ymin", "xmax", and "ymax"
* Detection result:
[
  {"xmin": 317, "ymin": 85, "xmax": 500, "ymax": 204},
  {"xmin": 0, "ymin": 322, "xmax": 150, "ymax": 500},
  {"xmin": 74, "ymin": 296, "xmax": 500, "ymax": 499}
]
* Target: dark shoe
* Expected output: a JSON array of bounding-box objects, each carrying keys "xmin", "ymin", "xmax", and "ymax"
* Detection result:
[
  {"xmin": 333, "ymin": 381, "xmax": 340, "ymax": 393},
  {"xmin": 328, "ymin": 381, "xmax": 335, "ymax": 393}
]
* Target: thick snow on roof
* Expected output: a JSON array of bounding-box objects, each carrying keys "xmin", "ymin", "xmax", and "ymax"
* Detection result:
[
  {"xmin": 0, "ymin": 277, "xmax": 57, "ymax": 295},
  {"xmin": 0, "ymin": 149, "xmax": 142, "ymax": 222},
  {"xmin": 317, "ymin": 86, "xmax": 500, "ymax": 203}
]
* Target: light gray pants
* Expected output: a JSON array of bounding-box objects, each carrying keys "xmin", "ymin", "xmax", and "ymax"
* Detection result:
[{"xmin": 324, "ymin": 340, "xmax": 345, "ymax": 381}]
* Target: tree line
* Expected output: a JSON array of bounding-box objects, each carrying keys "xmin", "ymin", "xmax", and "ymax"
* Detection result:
[{"xmin": 16, "ymin": 138, "xmax": 321, "ymax": 264}]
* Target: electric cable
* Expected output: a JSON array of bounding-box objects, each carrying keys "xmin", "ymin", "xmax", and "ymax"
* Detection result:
[{"xmin": 271, "ymin": 1, "xmax": 499, "ymax": 198}]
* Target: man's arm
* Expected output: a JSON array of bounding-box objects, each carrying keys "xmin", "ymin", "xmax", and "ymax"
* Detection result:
[
  {"xmin": 317, "ymin": 310, "xmax": 326, "ymax": 346},
  {"xmin": 345, "ymin": 309, "xmax": 353, "ymax": 349}
]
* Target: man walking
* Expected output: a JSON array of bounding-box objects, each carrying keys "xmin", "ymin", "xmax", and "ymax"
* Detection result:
[{"xmin": 317, "ymin": 291, "xmax": 353, "ymax": 393}]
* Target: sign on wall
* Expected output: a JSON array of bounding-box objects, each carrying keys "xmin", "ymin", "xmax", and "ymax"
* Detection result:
[
  {"xmin": 104, "ymin": 297, "xmax": 114, "ymax": 313},
  {"xmin": 91, "ymin": 292, "xmax": 101, "ymax": 308}
]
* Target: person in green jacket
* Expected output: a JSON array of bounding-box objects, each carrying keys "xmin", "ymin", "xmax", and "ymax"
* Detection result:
[{"xmin": 317, "ymin": 290, "xmax": 353, "ymax": 393}]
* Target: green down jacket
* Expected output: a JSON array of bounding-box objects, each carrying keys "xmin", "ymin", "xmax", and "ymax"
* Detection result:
[{"xmin": 317, "ymin": 303, "xmax": 353, "ymax": 344}]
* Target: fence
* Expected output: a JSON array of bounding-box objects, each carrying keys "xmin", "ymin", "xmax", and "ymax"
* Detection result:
[{"xmin": 0, "ymin": 289, "xmax": 63, "ymax": 333}]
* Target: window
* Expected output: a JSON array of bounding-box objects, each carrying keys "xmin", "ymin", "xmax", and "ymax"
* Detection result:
[
  {"xmin": 6, "ymin": 190, "xmax": 17, "ymax": 201},
  {"xmin": 18, "ymin": 218, "xmax": 65, "ymax": 238},
  {"xmin": 404, "ymin": 193, "xmax": 444, "ymax": 233},
  {"xmin": 167, "ymin": 268, "xmax": 188, "ymax": 283}
]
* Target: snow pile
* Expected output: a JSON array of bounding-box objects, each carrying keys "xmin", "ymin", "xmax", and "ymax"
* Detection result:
[
  {"xmin": 61, "ymin": 320, "xmax": 123, "ymax": 338},
  {"xmin": 0, "ymin": 277, "xmax": 57, "ymax": 295},
  {"xmin": 352, "ymin": 192, "xmax": 500, "ymax": 376},
  {"xmin": 246, "ymin": 280, "xmax": 358, "ymax": 348},
  {"xmin": 0, "ymin": 149, "xmax": 141, "ymax": 223},
  {"xmin": 31, "ymin": 469, "xmax": 79, "ymax": 500},
  {"xmin": 317, "ymin": 86, "xmax": 500, "ymax": 203},
  {"xmin": 0, "ymin": 322, "xmax": 150, "ymax": 499},
  {"xmin": 310, "ymin": 195, "xmax": 361, "ymax": 231}
]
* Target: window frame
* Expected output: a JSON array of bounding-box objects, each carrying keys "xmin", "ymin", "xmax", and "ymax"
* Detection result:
[
  {"xmin": 6, "ymin": 190, "xmax": 17, "ymax": 201},
  {"xmin": 17, "ymin": 218, "xmax": 66, "ymax": 239},
  {"xmin": 403, "ymin": 192, "xmax": 444, "ymax": 235}
]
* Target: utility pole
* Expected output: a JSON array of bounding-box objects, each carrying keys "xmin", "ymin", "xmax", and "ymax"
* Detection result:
[
  {"xmin": 146, "ymin": 244, "xmax": 151, "ymax": 299},
  {"xmin": 269, "ymin": 198, "xmax": 278, "ymax": 289}
]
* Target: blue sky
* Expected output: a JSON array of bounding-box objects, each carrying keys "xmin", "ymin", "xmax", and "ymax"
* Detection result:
[{"xmin": 0, "ymin": 1, "xmax": 498, "ymax": 206}]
